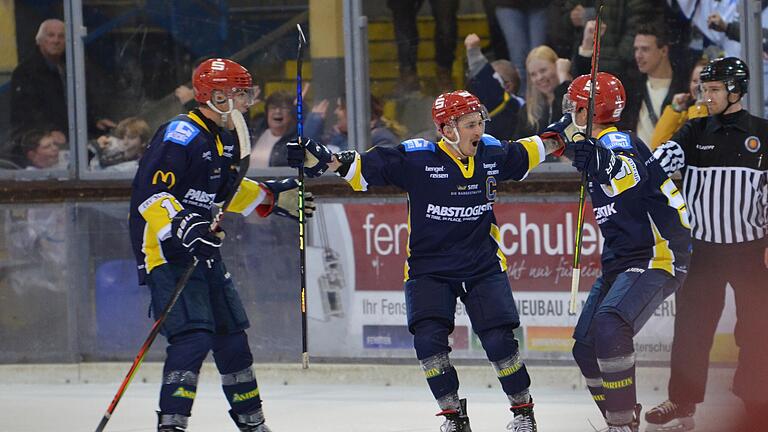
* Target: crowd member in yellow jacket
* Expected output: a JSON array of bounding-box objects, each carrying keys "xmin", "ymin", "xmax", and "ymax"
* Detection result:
[{"xmin": 649, "ymin": 59, "xmax": 709, "ymax": 149}]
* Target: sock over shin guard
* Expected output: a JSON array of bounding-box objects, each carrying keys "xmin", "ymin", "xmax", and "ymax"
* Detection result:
[
  {"xmin": 592, "ymin": 311, "xmax": 637, "ymax": 424},
  {"xmin": 214, "ymin": 332, "xmax": 262, "ymax": 416},
  {"xmin": 492, "ymin": 353, "xmax": 532, "ymax": 404},
  {"xmin": 420, "ymin": 352, "xmax": 460, "ymax": 410},
  {"xmin": 160, "ymin": 331, "xmax": 212, "ymax": 417},
  {"xmin": 598, "ymin": 353, "xmax": 637, "ymax": 425},
  {"xmin": 572, "ymin": 341, "xmax": 607, "ymax": 416}
]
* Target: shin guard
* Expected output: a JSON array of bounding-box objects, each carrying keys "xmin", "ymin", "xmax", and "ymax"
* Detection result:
[
  {"xmin": 599, "ymin": 353, "xmax": 637, "ymax": 425},
  {"xmin": 421, "ymin": 352, "xmax": 460, "ymax": 410}
]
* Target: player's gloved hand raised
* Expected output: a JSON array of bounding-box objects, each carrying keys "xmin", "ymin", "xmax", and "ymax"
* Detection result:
[
  {"xmin": 171, "ymin": 209, "xmax": 223, "ymax": 260},
  {"xmin": 256, "ymin": 178, "xmax": 316, "ymax": 221},
  {"xmin": 569, "ymin": 138, "xmax": 622, "ymax": 184},
  {"xmin": 286, "ymin": 138, "xmax": 332, "ymax": 177},
  {"xmin": 539, "ymin": 115, "xmax": 574, "ymax": 157}
]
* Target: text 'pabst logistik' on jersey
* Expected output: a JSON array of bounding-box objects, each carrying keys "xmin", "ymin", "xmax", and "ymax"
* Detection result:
[{"xmin": 425, "ymin": 202, "xmax": 494, "ymax": 222}]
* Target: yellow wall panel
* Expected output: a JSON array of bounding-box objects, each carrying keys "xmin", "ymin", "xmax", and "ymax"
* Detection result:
[{"xmin": 0, "ymin": 0, "xmax": 18, "ymax": 72}]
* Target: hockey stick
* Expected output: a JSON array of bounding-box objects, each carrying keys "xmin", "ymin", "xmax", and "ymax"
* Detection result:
[
  {"xmin": 569, "ymin": 4, "xmax": 604, "ymax": 314},
  {"xmin": 295, "ymin": 24, "xmax": 310, "ymax": 370},
  {"xmin": 95, "ymin": 109, "xmax": 251, "ymax": 432}
]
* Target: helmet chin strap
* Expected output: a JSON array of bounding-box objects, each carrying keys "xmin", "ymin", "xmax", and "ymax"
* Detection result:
[
  {"xmin": 206, "ymin": 98, "xmax": 235, "ymax": 125},
  {"xmin": 571, "ymin": 112, "xmax": 587, "ymax": 134},
  {"xmin": 442, "ymin": 125, "xmax": 472, "ymax": 159}
]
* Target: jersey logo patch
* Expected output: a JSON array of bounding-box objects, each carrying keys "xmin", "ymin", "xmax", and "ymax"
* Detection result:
[
  {"xmin": 599, "ymin": 132, "xmax": 632, "ymax": 151},
  {"xmin": 402, "ymin": 138, "xmax": 436, "ymax": 152},
  {"xmin": 481, "ymin": 134, "xmax": 502, "ymax": 147},
  {"xmin": 744, "ymin": 136, "xmax": 761, "ymax": 153},
  {"xmin": 164, "ymin": 121, "xmax": 200, "ymax": 146}
]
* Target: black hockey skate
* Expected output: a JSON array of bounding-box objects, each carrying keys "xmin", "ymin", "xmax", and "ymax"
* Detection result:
[
  {"xmin": 507, "ymin": 399, "xmax": 537, "ymax": 432},
  {"xmin": 436, "ymin": 398, "xmax": 472, "ymax": 432},
  {"xmin": 644, "ymin": 400, "xmax": 695, "ymax": 431}
]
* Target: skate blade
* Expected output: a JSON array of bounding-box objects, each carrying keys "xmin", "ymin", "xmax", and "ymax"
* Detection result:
[{"xmin": 645, "ymin": 417, "xmax": 694, "ymax": 432}]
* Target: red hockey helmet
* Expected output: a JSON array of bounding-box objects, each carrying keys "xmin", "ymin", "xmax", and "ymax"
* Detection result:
[
  {"xmin": 564, "ymin": 72, "xmax": 626, "ymax": 124},
  {"xmin": 432, "ymin": 90, "xmax": 488, "ymax": 130},
  {"xmin": 192, "ymin": 58, "xmax": 254, "ymax": 104}
]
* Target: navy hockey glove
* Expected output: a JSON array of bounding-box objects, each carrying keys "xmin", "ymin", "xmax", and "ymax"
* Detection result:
[
  {"xmin": 286, "ymin": 138, "xmax": 332, "ymax": 177},
  {"xmin": 569, "ymin": 138, "xmax": 622, "ymax": 184},
  {"xmin": 539, "ymin": 115, "xmax": 573, "ymax": 157},
  {"xmin": 256, "ymin": 178, "xmax": 316, "ymax": 221},
  {"xmin": 171, "ymin": 209, "xmax": 223, "ymax": 260}
]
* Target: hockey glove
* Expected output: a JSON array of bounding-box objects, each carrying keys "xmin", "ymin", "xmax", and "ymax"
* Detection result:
[
  {"xmin": 171, "ymin": 209, "xmax": 223, "ymax": 260},
  {"xmin": 286, "ymin": 138, "xmax": 332, "ymax": 177},
  {"xmin": 256, "ymin": 178, "xmax": 316, "ymax": 221},
  {"xmin": 569, "ymin": 138, "xmax": 622, "ymax": 184},
  {"xmin": 539, "ymin": 115, "xmax": 574, "ymax": 157}
]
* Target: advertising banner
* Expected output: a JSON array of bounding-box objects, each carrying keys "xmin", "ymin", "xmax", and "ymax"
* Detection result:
[{"xmin": 307, "ymin": 202, "xmax": 738, "ymax": 363}]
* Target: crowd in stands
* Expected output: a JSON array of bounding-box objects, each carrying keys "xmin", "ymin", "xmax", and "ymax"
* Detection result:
[{"xmin": 2, "ymin": 1, "xmax": 766, "ymax": 172}]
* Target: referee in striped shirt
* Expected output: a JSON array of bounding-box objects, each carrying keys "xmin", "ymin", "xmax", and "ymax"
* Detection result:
[{"xmin": 646, "ymin": 57, "xmax": 768, "ymax": 432}]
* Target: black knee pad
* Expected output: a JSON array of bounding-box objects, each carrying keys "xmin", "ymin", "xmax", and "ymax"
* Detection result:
[
  {"xmin": 213, "ymin": 331, "xmax": 254, "ymax": 374},
  {"xmin": 572, "ymin": 341, "xmax": 600, "ymax": 378},
  {"xmin": 592, "ymin": 312, "xmax": 634, "ymax": 359},
  {"xmin": 412, "ymin": 319, "xmax": 452, "ymax": 360},
  {"xmin": 476, "ymin": 325, "xmax": 518, "ymax": 362}
]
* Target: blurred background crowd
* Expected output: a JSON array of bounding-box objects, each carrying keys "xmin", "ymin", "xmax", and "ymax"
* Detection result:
[{"xmin": 0, "ymin": 0, "xmax": 765, "ymax": 173}]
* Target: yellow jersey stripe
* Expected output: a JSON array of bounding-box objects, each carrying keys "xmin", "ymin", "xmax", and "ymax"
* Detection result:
[
  {"xmin": 143, "ymin": 224, "xmax": 167, "ymax": 273},
  {"xmin": 139, "ymin": 192, "xmax": 183, "ymax": 241},
  {"xmin": 517, "ymin": 135, "xmax": 545, "ymax": 173},
  {"xmin": 488, "ymin": 92, "xmax": 511, "ymax": 118},
  {"xmin": 438, "ymin": 140, "xmax": 475, "ymax": 179},
  {"xmin": 403, "ymin": 197, "xmax": 412, "ymax": 281},
  {"xmin": 600, "ymin": 156, "xmax": 641, "ymax": 197},
  {"xmin": 647, "ymin": 215, "xmax": 675, "ymax": 275},
  {"xmin": 226, "ymin": 178, "xmax": 268, "ymax": 216},
  {"xmin": 342, "ymin": 152, "xmax": 368, "ymax": 191},
  {"xmin": 490, "ymin": 223, "xmax": 508, "ymax": 272},
  {"xmin": 187, "ymin": 111, "xmax": 224, "ymax": 156}
]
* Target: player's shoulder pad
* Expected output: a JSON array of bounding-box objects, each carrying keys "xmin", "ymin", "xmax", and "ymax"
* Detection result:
[
  {"xmin": 598, "ymin": 131, "xmax": 633, "ymax": 151},
  {"xmin": 480, "ymin": 134, "xmax": 502, "ymax": 147},
  {"xmin": 401, "ymin": 138, "xmax": 436, "ymax": 152},
  {"xmin": 163, "ymin": 119, "xmax": 201, "ymax": 146}
]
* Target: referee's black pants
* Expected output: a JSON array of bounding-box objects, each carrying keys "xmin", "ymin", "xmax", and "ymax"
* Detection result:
[{"xmin": 668, "ymin": 239, "xmax": 768, "ymax": 407}]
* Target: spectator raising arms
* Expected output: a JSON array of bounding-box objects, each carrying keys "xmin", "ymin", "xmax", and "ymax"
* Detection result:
[
  {"xmin": 304, "ymin": 96, "xmax": 404, "ymax": 151},
  {"xmin": 465, "ymin": 33, "xmax": 525, "ymax": 140}
]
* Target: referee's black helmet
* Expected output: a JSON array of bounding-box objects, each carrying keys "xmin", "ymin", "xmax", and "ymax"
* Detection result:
[{"xmin": 700, "ymin": 57, "xmax": 750, "ymax": 95}]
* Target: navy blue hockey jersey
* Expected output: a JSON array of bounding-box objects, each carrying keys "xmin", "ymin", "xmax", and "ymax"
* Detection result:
[
  {"xmin": 129, "ymin": 110, "xmax": 268, "ymax": 281},
  {"xmin": 586, "ymin": 127, "xmax": 692, "ymax": 277},
  {"xmin": 341, "ymin": 134, "xmax": 546, "ymax": 281}
]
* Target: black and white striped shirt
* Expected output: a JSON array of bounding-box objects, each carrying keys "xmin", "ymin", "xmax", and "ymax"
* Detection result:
[{"xmin": 653, "ymin": 110, "xmax": 768, "ymax": 244}]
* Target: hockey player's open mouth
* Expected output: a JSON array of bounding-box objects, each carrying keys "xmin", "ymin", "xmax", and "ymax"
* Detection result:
[{"xmin": 471, "ymin": 139, "xmax": 480, "ymax": 147}]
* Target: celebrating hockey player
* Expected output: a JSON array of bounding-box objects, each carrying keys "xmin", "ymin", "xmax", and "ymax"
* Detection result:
[
  {"xmin": 288, "ymin": 90, "xmax": 571, "ymax": 432},
  {"xmin": 129, "ymin": 58, "xmax": 314, "ymax": 432},
  {"xmin": 563, "ymin": 72, "xmax": 692, "ymax": 432}
]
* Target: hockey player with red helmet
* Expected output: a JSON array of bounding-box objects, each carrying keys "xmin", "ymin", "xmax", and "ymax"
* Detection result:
[
  {"xmin": 129, "ymin": 58, "xmax": 314, "ymax": 432},
  {"xmin": 287, "ymin": 90, "xmax": 569, "ymax": 432},
  {"xmin": 563, "ymin": 72, "xmax": 692, "ymax": 432}
]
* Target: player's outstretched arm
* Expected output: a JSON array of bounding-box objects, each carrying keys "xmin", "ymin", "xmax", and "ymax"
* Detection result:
[{"xmin": 287, "ymin": 139, "xmax": 407, "ymax": 191}]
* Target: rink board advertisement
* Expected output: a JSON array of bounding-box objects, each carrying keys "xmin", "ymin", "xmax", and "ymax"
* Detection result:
[{"xmin": 307, "ymin": 202, "xmax": 739, "ymax": 362}]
